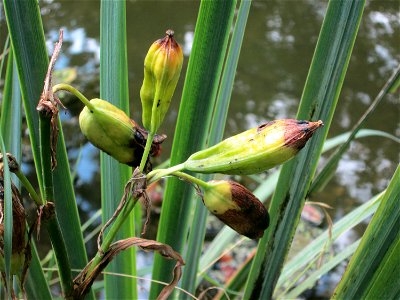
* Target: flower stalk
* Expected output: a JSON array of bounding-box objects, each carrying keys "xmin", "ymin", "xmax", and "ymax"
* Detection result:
[{"xmin": 52, "ymin": 83, "xmax": 95, "ymax": 111}]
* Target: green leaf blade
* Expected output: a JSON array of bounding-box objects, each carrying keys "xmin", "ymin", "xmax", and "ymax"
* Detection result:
[
  {"xmin": 0, "ymin": 47, "xmax": 51, "ymax": 300},
  {"xmin": 244, "ymin": 1, "xmax": 365, "ymax": 298},
  {"xmin": 180, "ymin": 1, "xmax": 252, "ymax": 296},
  {"xmin": 4, "ymin": 0, "xmax": 90, "ymax": 296},
  {"xmin": 0, "ymin": 133, "xmax": 13, "ymax": 295},
  {"xmin": 149, "ymin": 1, "xmax": 237, "ymax": 298},
  {"xmin": 333, "ymin": 164, "xmax": 400, "ymax": 299},
  {"xmin": 99, "ymin": 1, "xmax": 137, "ymax": 299}
]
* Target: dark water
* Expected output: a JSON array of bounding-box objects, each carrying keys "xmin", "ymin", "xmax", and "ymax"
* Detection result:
[{"xmin": 0, "ymin": 0, "xmax": 399, "ymax": 297}]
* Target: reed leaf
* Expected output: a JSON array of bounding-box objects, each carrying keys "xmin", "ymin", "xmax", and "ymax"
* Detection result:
[
  {"xmin": 277, "ymin": 191, "xmax": 383, "ymax": 290},
  {"xmin": 214, "ymin": 190, "xmax": 384, "ymax": 298},
  {"xmin": 99, "ymin": 1, "xmax": 137, "ymax": 298},
  {"xmin": 333, "ymin": 164, "xmax": 400, "ymax": 299},
  {"xmin": 180, "ymin": 0, "xmax": 251, "ymax": 296},
  {"xmin": 1, "ymin": 50, "xmax": 21, "ymax": 164},
  {"xmin": 0, "ymin": 47, "xmax": 51, "ymax": 300},
  {"xmin": 244, "ymin": 1, "xmax": 365, "ymax": 298},
  {"xmin": 0, "ymin": 36, "xmax": 10, "ymax": 84},
  {"xmin": 310, "ymin": 64, "xmax": 400, "ymax": 194},
  {"xmin": 24, "ymin": 247, "xmax": 52, "ymax": 300},
  {"xmin": 0, "ymin": 48, "xmax": 14, "ymax": 293},
  {"xmin": 363, "ymin": 233, "xmax": 400, "ymax": 299},
  {"xmin": 3, "ymin": 0, "xmax": 90, "ymax": 295},
  {"xmin": 283, "ymin": 239, "xmax": 361, "ymax": 299},
  {"xmin": 198, "ymin": 128, "xmax": 393, "ymax": 286},
  {"xmin": 149, "ymin": 1, "xmax": 237, "ymax": 298},
  {"xmin": 0, "ymin": 131, "xmax": 12, "ymax": 295}
]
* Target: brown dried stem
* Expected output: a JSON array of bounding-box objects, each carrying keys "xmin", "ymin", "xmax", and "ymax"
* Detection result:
[{"xmin": 36, "ymin": 29, "xmax": 66, "ymax": 170}]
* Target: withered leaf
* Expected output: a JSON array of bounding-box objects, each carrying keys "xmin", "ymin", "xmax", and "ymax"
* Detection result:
[{"xmin": 73, "ymin": 237, "xmax": 184, "ymax": 300}]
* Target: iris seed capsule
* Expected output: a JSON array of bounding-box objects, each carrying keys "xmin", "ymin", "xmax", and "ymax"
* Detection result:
[
  {"xmin": 184, "ymin": 119, "xmax": 323, "ymax": 175},
  {"xmin": 79, "ymin": 98, "xmax": 165, "ymax": 167},
  {"xmin": 140, "ymin": 30, "xmax": 183, "ymax": 133},
  {"xmin": 203, "ymin": 180, "xmax": 269, "ymax": 239}
]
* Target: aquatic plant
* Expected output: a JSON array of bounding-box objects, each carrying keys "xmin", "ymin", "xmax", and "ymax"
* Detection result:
[{"xmin": 0, "ymin": 0, "xmax": 399, "ymax": 299}]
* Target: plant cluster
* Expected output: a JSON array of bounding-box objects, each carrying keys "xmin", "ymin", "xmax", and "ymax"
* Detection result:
[
  {"xmin": 1, "ymin": 1, "xmax": 399, "ymax": 299},
  {"xmin": 1, "ymin": 28, "xmax": 322, "ymax": 298}
]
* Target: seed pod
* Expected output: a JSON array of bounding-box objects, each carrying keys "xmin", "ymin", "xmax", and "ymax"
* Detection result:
[
  {"xmin": 203, "ymin": 180, "xmax": 269, "ymax": 239},
  {"xmin": 140, "ymin": 30, "xmax": 183, "ymax": 132},
  {"xmin": 184, "ymin": 119, "xmax": 323, "ymax": 175},
  {"xmin": 79, "ymin": 98, "xmax": 165, "ymax": 168},
  {"xmin": 0, "ymin": 177, "xmax": 27, "ymax": 275}
]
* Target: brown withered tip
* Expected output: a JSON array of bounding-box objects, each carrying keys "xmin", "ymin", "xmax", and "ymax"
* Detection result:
[
  {"xmin": 157, "ymin": 29, "xmax": 179, "ymax": 50},
  {"xmin": 285, "ymin": 119, "xmax": 324, "ymax": 150}
]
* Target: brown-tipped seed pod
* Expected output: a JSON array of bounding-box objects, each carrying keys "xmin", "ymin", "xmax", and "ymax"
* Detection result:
[
  {"xmin": 0, "ymin": 177, "xmax": 27, "ymax": 275},
  {"xmin": 79, "ymin": 98, "xmax": 165, "ymax": 168},
  {"xmin": 140, "ymin": 30, "xmax": 183, "ymax": 132},
  {"xmin": 184, "ymin": 119, "xmax": 323, "ymax": 175},
  {"xmin": 203, "ymin": 180, "xmax": 269, "ymax": 239}
]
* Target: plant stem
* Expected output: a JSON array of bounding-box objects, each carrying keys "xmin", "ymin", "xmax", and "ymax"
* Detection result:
[
  {"xmin": 169, "ymin": 171, "xmax": 210, "ymax": 189},
  {"xmin": 146, "ymin": 163, "xmax": 185, "ymax": 183},
  {"xmin": 52, "ymin": 83, "xmax": 95, "ymax": 111},
  {"xmin": 88, "ymin": 127, "xmax": 157, "ymax": 275},
  {"xmin": 44, "ymin": 205, "xmax": 74, "ymax": 299},
  {"xmin": 38, "ymin": 113, "xmax": 73, "ymax": 297},
  {"xmin": 139, "ymin": 131, "xmax": 155, "ymax": 172},
  {"xmin": 39, "ymin": 115, "xmax": 54, "ymax": 203},
  {"xmin": 15, "ymin": 170, "xmax": 43, "ymax": 206}
]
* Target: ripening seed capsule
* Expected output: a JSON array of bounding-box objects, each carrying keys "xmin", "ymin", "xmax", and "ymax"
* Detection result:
[
  {"xmin": 79, "ymin": 98, "xmax": 165, "ymax": 167},
  {"xmin": 203, "ymin": 180, "xmax": 269, "ymax": 239},
  {"xmin": 184, "ymin": 119, "xmax": 323, "ymax": 175},
  {"xmin": 140, "ymin": 30, "xmax": 183, "ymax": 132},
  {"xmin": 0, "ymin": 179, "xmax": 27, "ymax": 275}
]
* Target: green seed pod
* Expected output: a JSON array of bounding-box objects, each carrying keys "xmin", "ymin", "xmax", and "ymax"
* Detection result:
[
  {"xmin": 79, "ymin": 98, "xmax": 165, "ymax": 167},
  {"xmin": 0, "ymin": 178, "xmax": 27, "ymax": 275},
  {"xmin": 184, "ymin": 119, "xmax": 323, "ymax": 175},
  {"xmin": 203, "ymin": 180, "xmax": 269, "ymax": 239},
  {"xmin": 140, "ymin": 30, "xmax": 183, "ymax": 132}
]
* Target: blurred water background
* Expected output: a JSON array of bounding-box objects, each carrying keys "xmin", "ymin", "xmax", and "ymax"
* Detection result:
[{"xmin": 0, "ymin": 0, "xmax": 399, "ymax": 297}]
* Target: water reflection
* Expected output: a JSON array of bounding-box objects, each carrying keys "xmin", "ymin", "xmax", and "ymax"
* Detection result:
[{"xmin": 0, "ymin": 0, "xmax": 399, "ymax": 297}]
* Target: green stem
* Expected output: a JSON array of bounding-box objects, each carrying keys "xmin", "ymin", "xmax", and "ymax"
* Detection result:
[
  {"xmin": 94, "ymin": 165, "xmax": 192, "ymax": 254},
  {"xmin": 87, "ymin": 196, "xmax": 137, "ymax": 277},
  {"xmin": 38, "ymin": 113, "xmax": 73, "ymax": 297},
  {"xmin": 146, "ymin": 163, "xmax": 185, "ymax": 183},
  {"xmin": 45, "ymin": 211, "xmax": 74, "ymax": 299},
  {"xmin": 139, "ymin": 131, "xmax": 155, "ymax": 172},
  {"xmin": 88, "ymin": 129, "xmax": 157, "ymax": 275},
  {"xmin": 39, "ymin": 116, "xmax": 53, "ymax": 202},
  {"xmin": 15, "ymin": 170, "xmax": 43, "ymax": 206},
  {"xmin": 52, "ymin": 83, "xmax": 95, "ymax": 111},
  {"xmin": 169, "ymin": 171, "xmax": 210, "ymax": 189}
]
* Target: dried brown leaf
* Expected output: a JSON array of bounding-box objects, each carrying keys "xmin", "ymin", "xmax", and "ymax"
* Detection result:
[
  {"xmin": 139, "ymin": 190, "xmax": 151, "ymax": 236},
  {"xmin": 73, "ymin": 237, "xmax": 185, "ymax": 299},
  {"xmin": 36, "ymin": 29, "xmax": 65, "ymax": 170}
]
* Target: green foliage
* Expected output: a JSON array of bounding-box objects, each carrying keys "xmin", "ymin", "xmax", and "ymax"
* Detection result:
[
  {"xmin": 3, "ymin": 0, "xmax": 89, "ymax": 273},
  {"xmin": 149, "ymin": 1, "xmax": 237, "ymax": 297},
  {"xmin": 333, "ymin": 164, "xmax": 400, "ymax": 299},
  {"xmin": 0, "ymin": 0, "xmax": 398, "ymax": 299},
  {"xmin": 244, "ymin": 1, "xmax": 366, "ymax": 298},
  {"xmin": 99, "ymin": 1, "xmax": 137, "ymax": 298}
]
